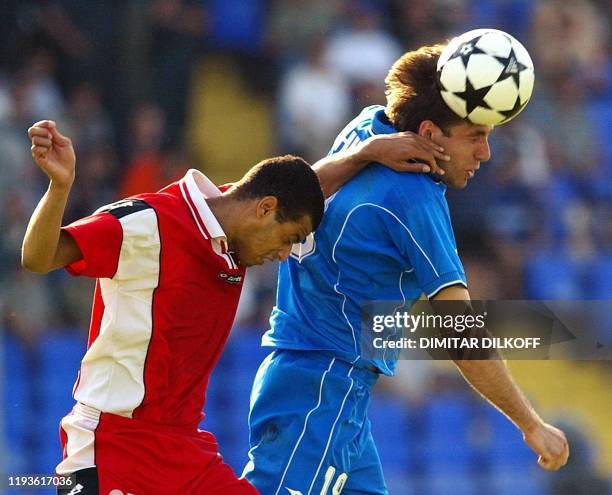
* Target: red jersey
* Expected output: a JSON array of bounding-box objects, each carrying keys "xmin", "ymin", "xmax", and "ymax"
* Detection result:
[{"xmin": 57, "ymin": 169, "xmax": 246, "ymax": 474}]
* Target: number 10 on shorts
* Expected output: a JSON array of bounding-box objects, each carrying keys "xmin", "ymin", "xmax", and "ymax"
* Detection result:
[{"xmin": 320, "ymin": 466, "xmax": 347, "ymax": 495}]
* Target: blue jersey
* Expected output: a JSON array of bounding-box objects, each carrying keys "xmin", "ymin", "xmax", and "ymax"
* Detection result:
[{"xmin": 262, "ymin": 105, "xmax": 467, "ymax": 375}]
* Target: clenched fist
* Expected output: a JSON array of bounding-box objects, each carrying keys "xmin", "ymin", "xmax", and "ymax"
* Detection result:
[
  {"xmin": 28, "ymin": 120, "xmax": 76, "ymax": 188},
  {"xmin": 523, "ymin": 421, "xmax": 570, "ymax": 471}
]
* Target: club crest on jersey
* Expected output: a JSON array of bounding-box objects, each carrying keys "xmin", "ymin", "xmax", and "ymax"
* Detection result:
[{"xmin": 218, "ymin": 271, "xmax": 243, "ymax": 284}]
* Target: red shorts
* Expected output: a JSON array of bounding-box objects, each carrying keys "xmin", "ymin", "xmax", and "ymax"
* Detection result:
[{"xmin": 58, "ymin": 407, "xmax": 258, "ymax": 495}]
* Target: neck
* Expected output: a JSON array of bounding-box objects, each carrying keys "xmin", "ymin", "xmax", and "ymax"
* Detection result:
[{"xmin": 206, "ymin": 196, "xmax": 244, "ymax": 251}]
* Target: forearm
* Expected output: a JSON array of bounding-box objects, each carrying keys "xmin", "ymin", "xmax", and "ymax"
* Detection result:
[
  {"xmin": 454, "ymin": 359, "xmax": 542, "ymax": 433},
  {"xmin": 312, "ymin": 144, "xmax": 372, "ymax": 198},
  {"xmin": 22, "ymin": 181, "xmax": 72, "ymax": 273},
  {"xmin": 312, "ymin": 132, "xmax": 448, "ymax": 197}
]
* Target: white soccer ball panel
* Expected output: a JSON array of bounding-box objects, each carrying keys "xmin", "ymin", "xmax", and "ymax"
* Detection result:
[
  {"xmin": 468, "ymin": 106, "xmax": 506, "ymax": 125},
  {"xmin": 466, "ymin": 54, "xmax": 505, "ymax": 89},
  {"xmin": 452, "ymin": 28, "xmax": 504, "ymax": 46},
  {"xmin": 438, "ymin": 36, "xmax": 463, "ymax": 68},
  {"xmin": 439, "ymin": 57, "xmax": 467, "ymax": 92},
  {"xmin": 484, "ymin": 77, "xmax": 519, "ymax": 111},
  {"xmin": 475, "ymin": 31, "xmax": 512, "ymax": 58},
  {"xmin": 441, "ymin": 91, "xmax": 468, "ymax": 118},
  {"xmin": 518, "ymin": 69, "xmax": 535, "ymax": 104}
]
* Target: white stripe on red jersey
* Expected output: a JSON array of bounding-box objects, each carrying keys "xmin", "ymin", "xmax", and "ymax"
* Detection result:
[{"xmin": 60, "ymin": 170, "xmax": 245, "ymax": 434}]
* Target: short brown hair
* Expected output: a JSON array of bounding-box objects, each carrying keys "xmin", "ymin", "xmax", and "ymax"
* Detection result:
[{"xmin": 385, "ymin": 44, "xmax": 463, "ymax": 134}]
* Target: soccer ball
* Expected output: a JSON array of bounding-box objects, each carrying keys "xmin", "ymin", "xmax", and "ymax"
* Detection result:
[{"xmin": 436, "ymin": 28, "xmax": 535, "ymax": 126}]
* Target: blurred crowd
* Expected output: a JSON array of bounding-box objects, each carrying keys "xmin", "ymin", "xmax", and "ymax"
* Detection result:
[{"xmin": 1, "ymin": 0, "xmax": 610, "ymax": 344}]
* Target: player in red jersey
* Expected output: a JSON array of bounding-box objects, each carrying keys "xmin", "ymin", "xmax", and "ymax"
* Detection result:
[{"xmin": 23, "ymin": 120, "xmax": 448, "ymax": 495}]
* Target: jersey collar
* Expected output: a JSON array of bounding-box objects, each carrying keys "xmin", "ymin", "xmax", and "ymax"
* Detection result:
[
  {"xmin": 179, "ymin": 169, "xmax": 227, "ymax": 241},
  {"xmin": 370, "ymin": 108, "xmax": 396, "ymax": 135}
]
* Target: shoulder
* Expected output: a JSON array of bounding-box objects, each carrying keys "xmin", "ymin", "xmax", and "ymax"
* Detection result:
[
  {"xmin": 93, "ymin": 193, "xmax": 178, "ymax": 234},
  {"xmin": 386, "ymin": 169, "xmax": 446, "ymax": 206},
  {"xmin": 339, "ymin": 170, "xmax": 449, "ymax": 235},
  {"xmin": 330, "ymin": 105, "xmax": 385, "ymax": 151},
  {"xmin": 94, "ymin": 198, "xmax": 154, "ymax": 219},
  {"xmin": 125, "ymin": 191, "xmax": 184, "ymax": 218},
  {"xmin": 328, "ymin": 170, "xmax": 433, "ymax": 227},
  {"xmin": 362, "ymin": 166, "xmax": 445, "ymax": 204}
]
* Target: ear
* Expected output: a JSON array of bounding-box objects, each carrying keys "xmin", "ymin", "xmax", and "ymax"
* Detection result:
[
  {"xmin": 418, "ymin": 120, "xmax": 443, "ymax": 139},
  {"xmin": 255, "ymin": 196, "xmax": 279, "ymax": 219}
]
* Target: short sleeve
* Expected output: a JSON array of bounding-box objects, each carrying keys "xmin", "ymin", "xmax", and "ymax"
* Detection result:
[
  {"xmin": 382, "ymin": 187, "xmax": 467, "ymax": 298},
  {"xmin": 62, "ymin": 212, "xmax": 123, "ymax": 278}
]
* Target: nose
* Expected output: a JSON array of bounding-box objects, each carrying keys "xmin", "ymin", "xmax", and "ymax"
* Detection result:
[
  {"xmin": 278, "ymin": 245, "xmax": 292, "ymax": 262},
  {"xmin": 476, "ymin": 137, "xmax": 491, "ymax": 162}
]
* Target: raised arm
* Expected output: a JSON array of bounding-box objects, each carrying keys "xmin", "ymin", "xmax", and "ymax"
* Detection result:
[
  {"xmin": 313, "ymin": 132, "xmax": 450, "ymax": 198},
  {"xmin": 433, "ymin": 284, "xmax": 570, "ymax": 471},
  {"xmin": 22, "ymin": 120, "xmax": 82, "ymax": 273}
]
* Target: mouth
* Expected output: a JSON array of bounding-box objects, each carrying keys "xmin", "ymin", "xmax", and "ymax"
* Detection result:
[{"xmin": 465, "ymin": 164, "xmax": 480, "ymax": 180}]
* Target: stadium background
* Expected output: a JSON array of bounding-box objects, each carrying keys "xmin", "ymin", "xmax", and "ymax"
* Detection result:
[{"xmin": 0, "ymin": 0, "xmax": 610, "ymax": 493}]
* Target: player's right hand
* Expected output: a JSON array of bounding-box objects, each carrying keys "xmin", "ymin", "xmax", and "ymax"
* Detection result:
[
  {"xmin": 360, "ymin": 131, "xmax": 450, "ymax": 176},
  {"xmin": 523, "ymin": 421, "xmax": 569, "ymax": 471},
  {"xmin": 28, "ymin": 120, "xmax": 76, "ymax": 187}
]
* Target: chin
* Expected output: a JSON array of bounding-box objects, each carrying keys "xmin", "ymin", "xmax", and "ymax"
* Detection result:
[{"xmin": 444, "ymin": 178, "xmax": 468, "ymax": 189}]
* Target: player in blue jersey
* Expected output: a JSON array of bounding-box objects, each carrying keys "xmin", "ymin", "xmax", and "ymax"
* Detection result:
[{"xmin": 243, "ymin": 45, "xmax": 569, "ymax": 494}]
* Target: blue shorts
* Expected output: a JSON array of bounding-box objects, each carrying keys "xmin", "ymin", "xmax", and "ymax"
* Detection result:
[{"xmin": 243, "ymin": 349, "xmax": 388, "ymax": 495}]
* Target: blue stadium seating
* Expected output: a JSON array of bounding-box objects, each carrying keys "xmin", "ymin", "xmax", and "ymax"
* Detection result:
[
  {"xmin": 488, "ymin": 469, "xmax": 549, "ymax": 495},
  {"xmin": 204, "ymin": 330, "xmax": 269, "ymax": 472},
  {"xmin": 485, "ymin": 407, "xmax": 534, "ymax": 471},
  {"xmin": 34, "ymin": 330, "xmax": 84, "ymax": 406},
  {"xmin": 525, "ymin": 252, "xmax": 583, "ymax": 300},
  {"xmin": 585, "ymin": 255, "xmax": 612, "ymax": 299},
  {"xmin": 33, "ymin": 330, "xmax": 86, "ymax": 473},
  {"xmin": 208, "ymin": 0, "xmax": 265, "ymax": 52},
  {"xmin": 420, "ymin": 393, "xmax": 478, "ymax": 471},
  {"xmin": 583, "ymin": 256, "xmax": 612, "ymax": 342},
  {"xmin": 586, "ymin": 99, "xmax": 612, "ymax": 171},
  {"xmin": 369, "ymin": 394, "xmax": 415, "ymax": 473},
  {"xmin": 384, "ymin": 474, "xmax": 418, "ymax": 495},
  {"xmin": 1, "ymin": 330, "xmax": 32, "ymax": 474},
  {"xmin": 484, "ymin": 407, "xmax": 549, "ymax": 494},
  {"xmin": 425, "ymin": 472, "xmax": 479, "ymax": 495}
]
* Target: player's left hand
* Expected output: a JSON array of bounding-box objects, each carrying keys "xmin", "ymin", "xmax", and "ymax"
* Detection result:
[
  {"xmin": 523, "ymin": 421, "xmax": 569, "ymax": 471},
  {"xmin": 359, "ymin": 131, "xmax": 450, "ymax": 175}
]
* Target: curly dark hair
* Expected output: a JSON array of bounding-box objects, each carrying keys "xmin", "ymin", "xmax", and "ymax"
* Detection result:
[{"xmin": 232, "ymin": 155, "xmax": 325, "ymax": 230}]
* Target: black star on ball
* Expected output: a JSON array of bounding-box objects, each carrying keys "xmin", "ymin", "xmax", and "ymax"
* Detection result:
[
  {"xmin": 448, "ymin": 36, "xmax": 488, "ymax": 67},
  {"xmin": 494, "ymin": 46, "xmax": 528, "ymax": 87},
  {"xmin": 456, "ymin": 77, "xmax": 492, "ymax": 114},
  {"xmin": 499, "ymin": 93, "xmax": 524, "ymax": 121}
]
